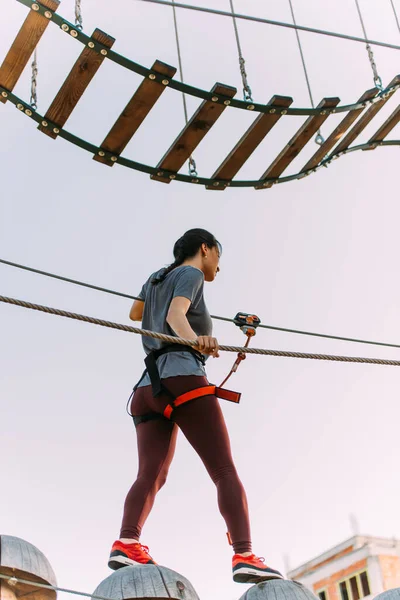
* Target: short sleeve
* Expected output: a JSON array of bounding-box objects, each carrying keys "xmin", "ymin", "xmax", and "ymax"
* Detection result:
[
  {"xmin": 172, "ymin": 267, "xmax": 204, "ymax": 307},
  {"xmin": 137, "ymin": 281, "xmax": 148, "ymax": 301}
]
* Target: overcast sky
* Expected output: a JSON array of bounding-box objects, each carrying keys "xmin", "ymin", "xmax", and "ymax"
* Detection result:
[{"xmin": 1, "ymin": 1, "xmax": 400, "ymax": 600}]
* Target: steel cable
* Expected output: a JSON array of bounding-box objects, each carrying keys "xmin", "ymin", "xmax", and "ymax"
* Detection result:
[
  {"xmin": 390, "ymin": 0, "xmax": 400, "ymax": 36},
  {"xmin": 171, "ymin": 0, "xmax": 197, "ymax": 176},
  {"xmin": 354, "ymin": 0, "xmax": 383, "ymax": 89},
  {"xmin": 133, "ymin": 0, "xmax": 400, "ymax": 52},
  {"xmin": 229, "ymin": 0, "xmax": 252, "ymax": 101},
  {"xmin": 3, "ymin": 257, "xmax": 400, "ymax": 350},
  {"xmin": 288, "ymin": 0, "xmax": 323, "ymax": 145},
  {"xmin": 2, "ymin": 295, "xmax": 400, "ymax": 366}
]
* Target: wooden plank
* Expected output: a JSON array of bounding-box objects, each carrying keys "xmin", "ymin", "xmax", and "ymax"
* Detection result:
[
  {"xmin": 330, "ymin": 74, "xmax": 400, "ymax": 156},
  {"xmin": 206, "ymin": 95, "xmax": 293, "ymax": 190},
  {"xmin": 302, "ymin": 87, "xmax": 378, "ymax": 171},
  {"xmin": 38, "ymin": 29, "xmax": 115, "ymax": 139},
  {"xmin": 256, "ymin": 97, "xmax": 340, "ymax": 188},
  {"xmin": 0, "ymin": 0, "xmax": 60, "ymax": 104},
  {"xmin": 151, "ymin": 82, "xmax": 237, "ymax": 183},
  {"xmin": 368, "ymin": 103, "xmax": 400, "ymax": 144},
  {"xmin": 94, "ymin": 60, "xmax": 176, "ymax": 166}
]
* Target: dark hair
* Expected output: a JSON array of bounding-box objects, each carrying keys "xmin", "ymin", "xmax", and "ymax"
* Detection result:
[{"xmin": 152, "ymin": 228, "xmax": 221, "ymax": 285}]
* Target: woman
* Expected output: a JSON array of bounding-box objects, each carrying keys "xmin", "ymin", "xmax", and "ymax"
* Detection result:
[{"xmin": 108, "ymin": 229, "xmax": 283, "ymax": 584}]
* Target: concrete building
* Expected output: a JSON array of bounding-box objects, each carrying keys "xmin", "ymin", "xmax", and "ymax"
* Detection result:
[{"xmin": 288, "ymin": 536, "xmax": 400, "ymax": 600}]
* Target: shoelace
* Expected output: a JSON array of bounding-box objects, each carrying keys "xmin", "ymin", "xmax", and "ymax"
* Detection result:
[{"xmin": 139, "ymin": 544, "xmax": 152, "ymax": 556}]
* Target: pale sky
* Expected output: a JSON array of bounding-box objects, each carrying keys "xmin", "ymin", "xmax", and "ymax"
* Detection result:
[{"xmin": 1, "ymin": 1, "xmax": 400, "ymax": 600}]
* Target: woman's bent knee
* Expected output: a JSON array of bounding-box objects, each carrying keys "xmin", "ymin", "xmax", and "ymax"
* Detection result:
[{"xmin": 209, "ymin": 463, "xmax": 238, "ymax": 485}]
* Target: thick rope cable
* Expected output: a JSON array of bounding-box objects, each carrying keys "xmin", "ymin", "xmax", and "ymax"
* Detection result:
[
  {"xmin": 171, "ymin": 0, "xmax": 197, "ymax": 176},
  {"xmin": 0, "ymin": 573, "xmax": 116, "ymax": 600},
  {"xmin": 354, "ymin": 0, "xmax": 383, "ymax": 89},
  {"xmin": 30, "ymin": 48, "xmax": 38, "ymax": 110},
  {"xmin": 135, "ymin": 1, "xmax": 400, "ymax": 52},
  {"xmin": 2, "ymin": 295, "xmax": 400, "ymax": 366},
  {"xmin": 3, "ymin": 257, "xmax": 400, "ymax": 350},
  {"xmin": 390, "ymin": 0, "xmax": 400, "ymax": 36},
  {"xmin": 229, "ymin": 0, "xmax": 253, "ymax": 102},
  {"xmin": 288, "ymin": 0, "xmax": 324, "ymax": 145}
]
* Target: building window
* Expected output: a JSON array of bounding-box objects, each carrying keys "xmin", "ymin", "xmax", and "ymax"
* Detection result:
[
  {"xmin": 340, "ymin": 581, "xmax": 350, "ymax": 600},
  {"xmin": 318, "ymin": 591, "xmax": 327, "ymax": 600},
  {"xmin": 350, "ymin": 576, "xmax": 360, "ymax": 600},
  {"xmin": 338, "ymin": 571, "xmax": 371, "ymax": 600},
  {"xmin": 360, "ymin": 572, "xmax": 371, "ymax": 597}
]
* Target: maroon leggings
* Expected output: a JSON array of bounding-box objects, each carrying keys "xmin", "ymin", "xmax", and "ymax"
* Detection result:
[{"xmin": 120, "ymin": 375, "xmax": 251, "ymax": 554}]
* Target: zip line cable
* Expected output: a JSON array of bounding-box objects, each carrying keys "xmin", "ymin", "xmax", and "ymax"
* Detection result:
[
  {"xmin": 2, "ymin": 257, "xmax": 400, "ymax": 351},
  {"xmin": 1, "ymin": 294, "xmax": 400, "ymax": 366},
  {"xmin": 134, "ymin": 0, "xmax": 400, "ymax": 52},
  {"xmin": 171, "ymin": 0, "xmax": 197, "ymax": 176},
  {"xmin": 390, "ymin": 0, "xmax": 400, "ymax": 36},
  {"xmin": 287, "ymin": 0, "xmax": 324, "ymax": 145},
  {"xmin": 229, "ymin": 0, "xmax": 253, "ymax": 102}
]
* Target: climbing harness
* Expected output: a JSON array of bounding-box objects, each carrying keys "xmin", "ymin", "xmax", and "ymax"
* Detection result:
[
  {"xmin": 130, "ymin": 313, "xmax": 261, "ymax": 425},
  {"xmin": 129, "ymin": 340, "xmax": 241, "ymax": 425}
]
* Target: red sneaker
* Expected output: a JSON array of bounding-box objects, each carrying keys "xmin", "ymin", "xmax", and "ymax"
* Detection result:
[
  {"xmin": 232, "ymin": 553, "xmax": 284, "ymax": 583},
  {"xmin": 108, "ymin": 540, "xmax": 156, "ymax": 570}
]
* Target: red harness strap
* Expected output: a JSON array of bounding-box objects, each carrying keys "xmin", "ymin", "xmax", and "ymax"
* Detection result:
[{"xmin": 163, "ymin": 385, "xmax": 241, "ymax": 420}]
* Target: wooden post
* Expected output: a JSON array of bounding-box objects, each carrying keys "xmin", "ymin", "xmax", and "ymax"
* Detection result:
[
  {"xmin": 237, "ymin": 579, "xmax": 320, "ymax": 600},
  {"xmin": 0, "ymin": 535, "xmax": 56, "ymax": 600},
  {"xmin": 93, "ymin": 564, "xmax": 200, "ymax": 600}
]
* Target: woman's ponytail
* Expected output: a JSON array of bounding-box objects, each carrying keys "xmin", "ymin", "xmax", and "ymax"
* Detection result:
[{"xmin": 151, "ymin": 228, "xmax": 221, "ymax": 285}]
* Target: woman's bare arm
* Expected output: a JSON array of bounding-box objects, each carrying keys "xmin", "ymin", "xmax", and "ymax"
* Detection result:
[
  {"xmin": 129, "ymin": 299, "xmax": 144, "ymax": 321},
  {"xmin": 167, "ymin": 296, "xmax": 219, "ymax": 356}
]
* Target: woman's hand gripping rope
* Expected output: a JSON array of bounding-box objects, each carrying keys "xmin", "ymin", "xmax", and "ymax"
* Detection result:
[{"xmin": 196, "ymin": 335, "xmax": 220, "ymax": 357}]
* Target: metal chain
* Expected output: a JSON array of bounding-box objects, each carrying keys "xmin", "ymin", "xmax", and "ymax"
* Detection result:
[
  {"xmin": 30, "ymin": 48, "xmax": 38, "ymax": 110},
  {"xmin": 390, "ymin": 0, "xmax": 400, "ymax": 36},
  {"xmin": 229, "ymin": 0, "xmax": 253, "ymax": 102},
  {"xmin": 171, "ymin": 0, "xmax": 197, "ymax": 177},
  {"xmin": 75, "ymin": 0, "xmax": 83, "ymax": 30},
  {"xmin": 288, "ymin": 0, "xmax": 324, "ymax": 145},
  {"xmin": 354, "ymin": 0, "xmax": 383, "ymax": 89},
  {"xmin": 2, "ymin": 294, "xmax": 400, "ymax": 367}
]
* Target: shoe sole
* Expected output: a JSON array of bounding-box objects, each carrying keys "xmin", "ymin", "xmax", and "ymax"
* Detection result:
[
  {"xmin": 233, "ymin": 567, "xmax": 284, "ymax": 584},
  {"xmin": 108, "ymin": 555, "xmax": 155, "ymax": 571}
]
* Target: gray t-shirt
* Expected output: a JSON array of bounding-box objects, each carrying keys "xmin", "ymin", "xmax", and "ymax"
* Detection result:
[{"xmin": 136, "ymin": 265, "xmax": 213, "ymax": 387}]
